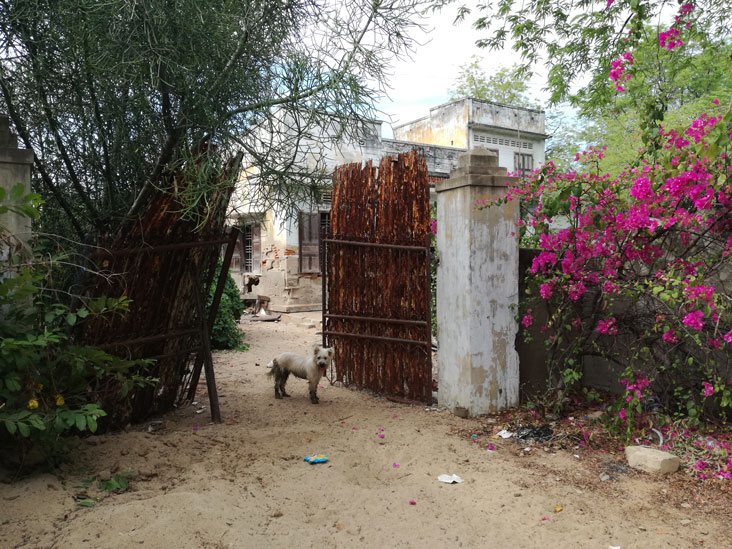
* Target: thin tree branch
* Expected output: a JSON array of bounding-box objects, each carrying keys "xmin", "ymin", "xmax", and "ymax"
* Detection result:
[{"xmin": 0, "ymin": 70, "xmax": 86, "ymax": 240}]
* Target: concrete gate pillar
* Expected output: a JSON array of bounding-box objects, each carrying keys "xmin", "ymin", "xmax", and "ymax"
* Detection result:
[
  {"xmin": 435, "ymin": 149, "xmax": 520, "ymax": 415},
  {"xmin": 0, "ymin": 115, "xmax": 34, "ymax": 239}
]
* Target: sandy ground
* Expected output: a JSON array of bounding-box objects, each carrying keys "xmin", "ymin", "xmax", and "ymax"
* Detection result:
[{"xmin": 2, "ymin": 313, "xmax": 731, "ymax": 549}]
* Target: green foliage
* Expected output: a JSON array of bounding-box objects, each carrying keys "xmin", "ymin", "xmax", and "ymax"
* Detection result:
[
  {"xmin": 449, "ymin": 56, "xmax": 539, "ymax": 108},
  {"xmin": 98, "ymin": 472, "xmax": 135, "ymax": 493},
  {"xmin": 1, "ymin": 194, "xmax": 155, "ymax": 467},
  {"xmin": 206, "ymin": 261, "xmax": 245, "ymax": 350},
  {"xmin": 0, "ymin": 0, "xmax": 431, "ymax": 240},
  {"xmin": 440, "ymin": 0, "xmax": 732, "ymax": 109},
  {"xmin": 0, "ymin": 183, "xmax": 42, "ymax": 223},
  {"xmin": 547, "ymin": 31, "xmax": 732, "ymax": 176}
]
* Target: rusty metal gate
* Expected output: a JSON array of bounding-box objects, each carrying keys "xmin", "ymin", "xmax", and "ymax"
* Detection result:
[{"xmin": 321, "ymin": 150, "xmax": 432, "ymax": 403}]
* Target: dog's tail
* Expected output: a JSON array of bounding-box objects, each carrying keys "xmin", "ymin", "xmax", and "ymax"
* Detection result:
[{"xmin": 266, "ymin": 358, "xmax": 278, "ymax": 377}]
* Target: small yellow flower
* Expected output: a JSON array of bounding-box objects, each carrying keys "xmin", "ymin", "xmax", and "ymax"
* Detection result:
[
  {"xmin": 55, "ymin": 394, "xmax": 65, "ymax": 407},
  {"xmin": 27, "ymin": 398, "xmax": 39, "ymax": 410},
  {"xmin": 34, "ymin": 383, "xmax": 43, "ymax": 392}
]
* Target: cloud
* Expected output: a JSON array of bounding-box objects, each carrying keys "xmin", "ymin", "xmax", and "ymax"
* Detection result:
[{"xmin": 376, "ymin": 4, "xmax": 550, "ymax": 138}]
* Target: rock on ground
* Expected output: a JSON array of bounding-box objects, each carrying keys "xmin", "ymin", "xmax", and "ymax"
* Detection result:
[{"xmin": 625, "ymin": 446, "xmax": 681, "ymax": 474}]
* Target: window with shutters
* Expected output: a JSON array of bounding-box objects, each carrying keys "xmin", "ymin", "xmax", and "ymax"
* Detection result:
[
  {"xmin": 514, "ymin": 152, "xmax": 534, "ymax": 177},
  {"xmin": 299, "ymin": 212, "xmax": 329, "ymax": 273},
  {"xmin": 243, "ymin": 224, "xmax": 261, "ymax": 274}
]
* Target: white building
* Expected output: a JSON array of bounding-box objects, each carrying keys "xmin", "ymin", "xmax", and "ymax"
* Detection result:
[
  {"xmin": 230, "ymin": 98, "xmax": 547, "ymax": 312},
  {"xmin": 393, "ymin": 97, "xmax": 547, "ymax": 177}
]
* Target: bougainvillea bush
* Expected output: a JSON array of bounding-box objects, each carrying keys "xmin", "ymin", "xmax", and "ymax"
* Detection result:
[{"xmin": 501, "ymin": 106, "xmax": 732, "ymax": 426}]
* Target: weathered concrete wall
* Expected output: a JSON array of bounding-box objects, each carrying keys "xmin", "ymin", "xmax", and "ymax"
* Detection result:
[
  {"xmin": 392, "ymin": 100, "xmax": 470, "ymax": 149},
  {"xmin": 393, "ymin": 98, "xmax": 547, "ymax": 178},
  {"xmin": 0, "ymin": 115, "xmax": 34, "ymax": 239},
  {"xmin": 382, "ymin": 139, "xmax": 464, "ymax": 177},
  {"xmin": 436, "ymin": 149, "xmax": 520, "ymax": 414},
  {"xmin": 469, "ymin": 99, "xmax": 545, "ymax": 136}
]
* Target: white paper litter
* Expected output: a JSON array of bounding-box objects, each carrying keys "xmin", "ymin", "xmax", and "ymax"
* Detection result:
[
  {"xmin": 497, "ymin": 429, "xmax": 514, "ymax": 439},
  {"xmin": 437, "ymin": 474, "xmax": 464, "ymax": 484}
]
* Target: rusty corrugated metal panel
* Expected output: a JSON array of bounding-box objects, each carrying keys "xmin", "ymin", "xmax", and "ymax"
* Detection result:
[{"xmin": 324, "ymin": 149, "xmax": 431, "ymax": 402}]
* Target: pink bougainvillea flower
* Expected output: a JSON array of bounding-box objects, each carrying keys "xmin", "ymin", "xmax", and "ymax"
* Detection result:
[
  {"xmin": 522, "ymin": 312, "xmax": 534, "ymax": 328},
  {"xmin": 409, "ymin": 500, "xmax": 417, "ymax": 505},
  {"xmin": 682, "ymin": 310, "xmax": 705, "ymax": 330},
  {"xmin": 488, "ymin": 444, "xmax": 496, "ymax": 451},
  {"xmin": 378, "ymin": 434, "xmax": 385, "ymax": 439},
  {"xmin": 378, "ymin": 427, "xmax": 384, "ymax": 432},
  {"xmin": 392, "ymin": 462, "xmax": 400, "ymax": 468},
  {"xmin": 596, "ymin": 318, "xmax": 618, "ymax": 335},
  {"xmin": 618, "ymin": 408, "xmax": 627, "ymax": 420},
  {"xmin": 539, "ymin": 282, "xmax": 554, "ymax": 299},
  {"xmin": 702, "ymin": 382, "xmax": 715, "ymax": 397},
  {"xmin": 662, "ymin": 330, "xmax": 678, "ymax": 343},
  {"xmin": 722, "ymin": 329, "xmax": 732, "ymax": 344}
]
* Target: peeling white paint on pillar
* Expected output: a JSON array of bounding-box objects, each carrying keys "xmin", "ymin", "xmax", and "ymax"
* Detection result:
[{"xmin": 436, "ymin": 149, "xmax": 520, "ymax": 415}]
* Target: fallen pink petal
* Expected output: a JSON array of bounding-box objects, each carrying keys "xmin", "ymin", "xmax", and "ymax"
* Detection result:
[
  {"xmin": 392, "ymin": 462, "xmax": 399, "ymax": 468},
  {"xmin": 378, "ymin": 427, "xmax": 384, "ymax": 432},
  {"xmin": 352, "ymin": 426, "xmax": 358, "ymax": 430},
  {"xmin": 488, "ymin": 444, "xmax": 496, "ymax": 451},
  {"xmin": 392, "ymin": 414, "xmax": 398, "ymax": 418},
  {"xmin": 193, "ymin": 426, "xmax": 200, "ymax": 431},
  {"xmin": 541, "ymin": 517, "xmax": 550, "ymax": 521},
  {"xmin": 378, "ymin": 434, "xmax": 385, "ymax": 438},
  {"xmin": 409, "ymin": 500, "xmax": 416, "ymax": 505}
]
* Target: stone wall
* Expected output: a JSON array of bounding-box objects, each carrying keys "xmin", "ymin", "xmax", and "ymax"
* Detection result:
[{"xmin": 0, "ymin": 115, "xmax": 34, "ymax": 240}]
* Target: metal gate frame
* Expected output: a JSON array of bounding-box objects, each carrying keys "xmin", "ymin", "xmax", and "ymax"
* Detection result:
[{"xmin": 319, "ymin": 151, "xmax": 433, "ymax": 403}]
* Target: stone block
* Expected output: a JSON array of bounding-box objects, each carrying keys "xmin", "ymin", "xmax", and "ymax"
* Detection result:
[{"xmin": 625, "ymin": 446, "xmax": 680, "ymax": 474}]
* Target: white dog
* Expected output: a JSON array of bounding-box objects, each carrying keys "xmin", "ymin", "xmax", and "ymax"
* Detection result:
[{"xmin": 266, "ymin": 345, "xmax": 334, "ymax": 404}]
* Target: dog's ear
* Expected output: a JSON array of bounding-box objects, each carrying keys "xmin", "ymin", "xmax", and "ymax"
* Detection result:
[
  {"xmin": 327, "ymin": 347, "xmax": 334, "ymax": 357},
  {"xmin": 313, "ymin": 345, "xmax": 321, "ymax": 356}
]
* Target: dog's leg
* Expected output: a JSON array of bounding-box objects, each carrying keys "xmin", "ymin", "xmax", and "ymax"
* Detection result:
[
  {"xmin": 272, "ymin": 360, "xmax": 283, "ymax": 399},
  {"xmin": 280, "ymin": 371, "xmax": 291, "ymax": 397},
  {"xmin": 309, "ymin": 379, "xmax": 319, "ymax": 404}
]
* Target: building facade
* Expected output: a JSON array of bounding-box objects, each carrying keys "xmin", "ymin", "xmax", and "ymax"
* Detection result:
[
  {"xmin": 393, "ymin": 97, "xmax": 546, "ymax": 177},
  {"xmin": 230, "ymin": 98, "xmax": 547, "ymax": 312}
]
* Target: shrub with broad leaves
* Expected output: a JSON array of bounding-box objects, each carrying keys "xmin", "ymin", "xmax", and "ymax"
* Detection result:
[{"xmin": 1, "ymin": 185, "xmax": 155, "ymax": 468}]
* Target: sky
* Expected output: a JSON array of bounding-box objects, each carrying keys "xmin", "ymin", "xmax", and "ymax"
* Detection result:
[{"xmin": 374, "ymin": 3, "xmax": 551, "ymax": 138}]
